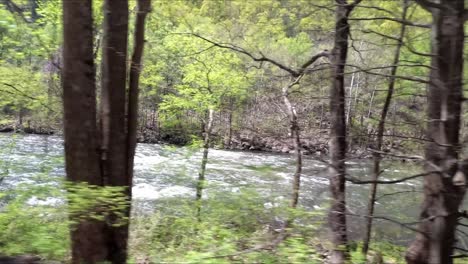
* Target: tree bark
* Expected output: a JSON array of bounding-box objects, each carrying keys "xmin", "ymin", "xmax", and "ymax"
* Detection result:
[
  {"xmin": 406, "ymin": 1, "xmax": 466, "ymax": 263},
  {"xmin": 62, "ymin": 1, "xmax": 150, "ymax": 262},
  {"xmin": 282, "ymin": 77, "xmax": 303, "ymax": 209},
  {"xmin": 62, "ymin": 1, "xmax": 108, "ymax": 262},
  {"xmin": 29, "ymin": 0, "xmax": 39, "ymax": 22},
  {"xmin": 196, "ymin": 108, "xmax": 214, "ymax": 220},
  {"xmin": 328, "ymin": 1, "xmax": 360, "ymax": 262},
  {"xmin": 224, "ymin": 99, "xmax": 233, "ymax": 148},
  {"xmin": 99, "ymin": 0, "xmax": 129, "ymax": 262},
  {"xmin": 362, "ymin": 0, "xmax": 408, "ymax": 255},
  {"xmin": 127, "ymin": 0, "xmax": 151, "ymax": 205}
]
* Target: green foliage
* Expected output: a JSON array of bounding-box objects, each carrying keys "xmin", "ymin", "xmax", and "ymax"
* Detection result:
[
  {"xmin": 130, "ymin": 188, "xmax": 324, "ymax": 263},
  {"xmin": 0, "ymin": 138, "xmax": 129, "ymax": 261},
  {"xmin": 349, "ymin": 242, "xmax": 406, "ymax": 264},
  {"xmin": 0, "ymin": 184, "xmax": 69, "ymax": 260},
  {"xmin": 66, "ymin": 182, "xmax": 129, "ymax": 227},
  {"xmin": 0, "ymin": 149, "xmax": 69, "ymax": 260},
  {"xmin": 0, "ymin": 181, "xmax": 130, "ymax": 261},
  {"xmin": 0, "ymin": 66, "xmax": 47, "ymax": 110}
]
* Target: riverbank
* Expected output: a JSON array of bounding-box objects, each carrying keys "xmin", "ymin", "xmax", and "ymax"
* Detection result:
[
  {"xmin": 0, "ymin": 124, "xmax": 410, "ymax": 158},
  {"xmin": 0, "ymin": 124, "xmax": 54, "ymax": 135},
  {"xmin": 0, "ymin": 124, "xmax": 331, "ymax": 155}
]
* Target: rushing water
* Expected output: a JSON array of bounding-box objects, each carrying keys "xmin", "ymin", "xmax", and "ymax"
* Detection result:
[{"xmin": 0, "ymin": 133, "xmax": 430, "ymax": 245}]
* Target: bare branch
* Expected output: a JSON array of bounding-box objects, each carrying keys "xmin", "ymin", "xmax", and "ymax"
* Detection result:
[
  {"xmin": 175, "ymin": 45, "xmax": 217, "ymax": 58},
  {"xmin": 185, "ymin": 33, "xmax": 329, "ymax": 78},
  {"xmin": 1, "ymin": 83, "xmax": 55, "ymax": 112},
  {"xmin": 354, "ymin": 4, "xmax": 398, "ymax": 16},
  {"xmin": 375, "ymin": 190, "xmax": 422, "ymax": 201},
  {"xmin": 349, "ymin": 17, "xmax": 430, "ymax": 28},
  {"xmin": 186, "ymin": 33, "xmax": 300, "ymax": 76},
  {"xmin": 2, "ymin": 0, "xmax": 32, "ymax": 23},
  {"xmin": 297, "ymin": 51, "xmax": 330, "ymax": 75},
  {"xmin": 346, "ymin": 171, "xmax": 437, "ymax": 185},
  {"xmin": 361, "ymin": 28, "xmax": 401, "ymax": 42},
  {"xmin": 367, "ymin": 148, "xmax": 424, "ymax": 160},
  {"xmin": 345, "ymin": 64, "xmax": 430, "ymax": 84},
  {"xmin": 345, "ymin": 212, "xmax": 424, "ymax": 234}
]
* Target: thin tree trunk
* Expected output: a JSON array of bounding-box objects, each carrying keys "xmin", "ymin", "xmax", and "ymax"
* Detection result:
[
  {"xmin": 345, "ymin": 72, "xmax": 355, "ymax": 125},
  {"xmin": 328, "ymin": 1, "xmax": 360, "ymax": 262},
  {"xmin": 99, "ymin": 0, "xmax": 129, "ymax": 262},
  {"xmin": 196, "ymin": 108, "xmax": 214, "ymax": 220},
  {"xmin": 366, "ymin": 87, "xmax": 376, "ymax": 120},
  {"xmin": 29, "ymin": 0, "xmax": 39, "ymax": 22},
  {"xmin": 319, "ymin": 103, "xmax": 324, "ymax": 130},
  {"xmin": 127, "ymin": 0, "xmax": 151, "ymax": 198},
  {"xmin": 282, "ymin": 77, "xmax": 303, "ymax": 209},
  {"xmin": 406, "ymin": 1, "xmax": 466, "ymax": 263},
  {"xmin": 225, "ymin": 109, "xmax": 233, "ymax": 148},
  {"xmin": 123, "ymin": 0, "xmax": 151, "ymax": 261},
  {"xmin": 319, "ymin": 86, "xmax": 325, "ymax": 130},
  {"xmin": 62, "ymin": 1, "xmax": 107, "ymax": 262},
  {"xmin": 362, "ymin": 0, "xmax": 408, "ymax": 255},
  {"xmin": 17, "ymin": 108, "xmax": 23, "ymax": 127}
]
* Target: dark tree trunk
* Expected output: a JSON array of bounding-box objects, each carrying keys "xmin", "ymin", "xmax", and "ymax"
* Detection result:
[
  {"xmin": 224, "ymin": 102, "xmax": 233, "ymax": 148},
  {"xmin": 99, "ymin": 0, "xmax": 129, "ymax": 262},
  {"xmin": 62, "ymin": 1, "xmax": 150, "ymax": 263},
  {"xmin": 29, "ymin": 0, "xmax": 38, "ymax": 22},
  {"xmin": 362, "ymin": 0, "xmax": 408, "ymax": 255},
  {"xmin": 196, "ymin": 108, "xmax": 214, "ymax": 220},
  {"xmin": 62, "ymin": 0, "xmax": 108, "ymax": 262},
  {"xmin": 328, "ymin": 1, "xmax": 360, "ymax": 262},
  {"xmin": 127, "ymin": 0, "xmax": 151, "ymax": 205},
  {"xmin": 406, "ymin": 1, "xmax": 466, "ymax": 263}
]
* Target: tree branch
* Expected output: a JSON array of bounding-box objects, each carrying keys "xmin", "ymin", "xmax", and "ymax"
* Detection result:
[
  {"xmin": 345, "ymin": 64, "xmax": 430, "ymax": 84},
  {"xmin": 2, "ymin": 0, "xmax": 32, "ymax": 23},
  {"xmin": 297, "ymin": 51, "xmax": 330, "ymax": 75},
  {"xmin": 346, "ymin": 170, "xmax": 437, "ymax": 185},
  {"xmin": 186, "ymin": 33, "xmax": 329, "ymax": 77},
  {"xmin": 345, "ymin": 212, "xmax": 425, "ymax": 234},
  {"xmin": 375, "ymin": 190, "xmax": 422, "ymax": 201},
  {"xmin": 1, "ymin": 83, "xmax": 55, "ymax": 112},
  {"xmin": 186, "ymin": 33, "xmax": 300, "ymax": 76},
  {"xmin": 349, "ymin": 17, "xmax": 430, "ymax": 28},
  {"xmin": 354, "ymin": 4, "xmax": 397, "ymax": 16}
]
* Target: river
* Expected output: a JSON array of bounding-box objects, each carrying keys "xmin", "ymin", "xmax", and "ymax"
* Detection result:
[{"xmin": 0, "ymin": 133, "xmax": 434, "ymax": 246}]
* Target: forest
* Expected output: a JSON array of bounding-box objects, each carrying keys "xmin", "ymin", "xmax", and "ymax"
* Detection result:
[{"xmin": 0, "ymin": 0, "xmax": 467, "ymax": 263}]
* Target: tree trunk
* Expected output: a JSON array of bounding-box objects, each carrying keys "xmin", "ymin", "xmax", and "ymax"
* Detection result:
[
  {"xmin": 362, "ymin": 0, "xmax": 408, "ymax": 255},
  {"xmin": 29, "ymin": 0, "xmax": 39, "ymax": 22},
  {"xmin": 406, "ymin": 1, "xmax": 466, "ymax": 263},
  {"xmin": 282, "ymin": 78, "xmax": 303, "ymax": 209},
  {"xmin": 196, "ymin": 108, "xmax": 214, "ymax": 220},
  {"xmin": 62, "ymin": 1, "xmax": 108, "ymax": 262},
  {"xmin": 99, "ymin": 0, "xmax": 129, "ymax": 262},
  {"xmin": 328, "ymin": 1, "xmax": 359, "ymax": 262},
  {"xmin": 345, "ymin": 72, "xmax": 355, "ymax": 125},
  {"xmin": 62, "ymin": 1, "xmax": 150, "ymax": 262},
  {"xmin": 224, "ymin": 100, "xmax": 233, "ymax": 148},
  {"xmin": 127, "ymin": 0, "xmax": 151, "ymax": 199}
]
